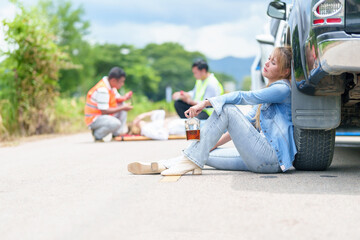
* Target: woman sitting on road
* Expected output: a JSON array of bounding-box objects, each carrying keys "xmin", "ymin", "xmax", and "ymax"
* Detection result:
[{"xmin": 128, "ymin": 46, "xmax": 297, "ymax": 175}]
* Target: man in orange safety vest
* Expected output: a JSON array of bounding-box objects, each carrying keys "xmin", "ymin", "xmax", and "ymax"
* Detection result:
[{"xmin": 84, "ymin": 67, "xmax": 133, "ymax": 141}]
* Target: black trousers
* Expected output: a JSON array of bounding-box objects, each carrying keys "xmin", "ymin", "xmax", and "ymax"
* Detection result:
[{"xmin": 174, "ymin": 100, "xmax": 209, "ymax": 119}]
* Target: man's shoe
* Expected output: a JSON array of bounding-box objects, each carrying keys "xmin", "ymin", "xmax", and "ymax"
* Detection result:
[
  {"xmin": 91, "ymin": 129, "xmax": 103, "ymax": 142},
  {"xmin": 128, "ymin": 162, "xmax": 166, "ymax": 175},
  {"xmin": 161, "ymin": 157, "xmax": 202, "ymax": 176}
]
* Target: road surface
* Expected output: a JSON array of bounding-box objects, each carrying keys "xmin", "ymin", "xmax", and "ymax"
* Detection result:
[{"xmin": 0, "ymin": 133, "xmax": 359, "ymax": 240}]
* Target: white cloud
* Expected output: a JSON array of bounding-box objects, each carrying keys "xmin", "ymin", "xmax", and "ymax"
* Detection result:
[
  {"xmin": 89, "ymin": 14, "xmax": 268, "ymax": 59},
  {"xmin": 183, "ymin": 16, "xmax": 266, "ymax": 59},
  {"xmin": 85, "ymin": 0, "xmax": 269, "ymax": 59},
  {"xmin": 1, "ymin": 0, "xmax": 270, "ymax": 59}
]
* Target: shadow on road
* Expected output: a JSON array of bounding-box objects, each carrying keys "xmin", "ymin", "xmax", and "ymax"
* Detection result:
[{"xmin": 230, "ymin": 146, "xmax": 360, "ymax": 195}]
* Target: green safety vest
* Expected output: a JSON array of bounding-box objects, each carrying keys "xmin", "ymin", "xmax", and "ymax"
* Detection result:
[{"xmin": 193, "ymin": 75, "xmax": 224, "ymax": 116}]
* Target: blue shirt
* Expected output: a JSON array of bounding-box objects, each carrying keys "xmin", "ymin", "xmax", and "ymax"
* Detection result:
[{"xmin": 208, "ymin": 79, "xmax": 297, "ymax": 172}]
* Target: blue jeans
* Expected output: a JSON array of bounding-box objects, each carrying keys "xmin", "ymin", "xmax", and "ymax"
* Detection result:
[{"xmin": 163, "ymin": 105, "xmax": 281, "ymax": 173}]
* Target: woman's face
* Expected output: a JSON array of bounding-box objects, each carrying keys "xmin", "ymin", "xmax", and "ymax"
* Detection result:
[{"xmin": 262, "ymin": 53, "xmax": 287, "ymax": 83}]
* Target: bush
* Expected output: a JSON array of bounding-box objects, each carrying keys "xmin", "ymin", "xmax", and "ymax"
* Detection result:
[
  {"xmin": 53, "ymin": 97, "xmax": 87, "ymax": 133},
  {"xmin": 0, "ymin": 1, "xmax": 73, "ymax": 137}
]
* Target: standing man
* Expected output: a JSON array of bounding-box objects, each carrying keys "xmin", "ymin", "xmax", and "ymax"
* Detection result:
[
  {"xmin": 172, "ymin": 60, "xmax": 223, "ymax": 119},
  {"xmin": 85, "ymin": 67, "xmax": 133, "ymax": 142}
]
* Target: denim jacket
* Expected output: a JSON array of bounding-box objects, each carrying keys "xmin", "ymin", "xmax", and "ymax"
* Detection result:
[{"xmin": 208, "ymin": 79, "xmax": 297, "ymax": 172}]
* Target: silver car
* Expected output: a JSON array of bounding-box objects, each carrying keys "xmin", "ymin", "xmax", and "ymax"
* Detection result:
[{"xmin": 267, "ymin": 0, "xmax": 360, "ymax": 171}]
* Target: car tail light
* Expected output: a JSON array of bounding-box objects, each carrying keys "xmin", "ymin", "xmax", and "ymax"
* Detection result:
[
  {"xmin": 314, "ymin": 19, "xmax": 325, "ymax": 25},
  {"xmin": 312, "ymin": 0, "xmax": 344, "ymax": 26},
  {"xmin": 326, "ymin": 18, "xmax": 342, "ymax": 23},
  {"xmin": 313, "ymin": 0, "xmax": 343, "ymax": 18}
]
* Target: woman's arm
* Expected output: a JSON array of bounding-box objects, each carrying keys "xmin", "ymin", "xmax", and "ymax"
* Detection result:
[
  {"xmin": 210, "ymin": 132, "xmax": 231, "ymax": 151},
  {"xmin": 209, "ymin": 82, "xmax": 290, "ymax": 116}
]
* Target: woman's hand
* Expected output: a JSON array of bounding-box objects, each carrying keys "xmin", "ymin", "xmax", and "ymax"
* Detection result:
[{"xmin": 184, "ymin": 100, "xmax": 211, "ymax": 118}]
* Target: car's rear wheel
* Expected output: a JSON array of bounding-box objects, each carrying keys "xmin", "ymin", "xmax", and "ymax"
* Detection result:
[{"xmin": 293, "ymin": 127, "xmax": 335, "ymax": 171}]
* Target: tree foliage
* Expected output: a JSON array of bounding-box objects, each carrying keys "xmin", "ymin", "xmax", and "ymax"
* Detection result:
[
  {"xmin": 0, "ymin": 0, "xmax": 238, "ymax": 138},
  {"xmin": 0, "ymin": 0, "xmax": 73, "ymax": 136},
  {"xmin": 90, "ymin": 44, "xmax": 161, "ymax": 96},
  {"xmin": 242, "ymin": 76, "xmax": 252, "ymax": 91},
  {"xmin": 141, "ymin": 43, "xmax": 206, "ymax": 100},
  {"xmin": 215, "ymin": 72, "xmax": 236, "ymax": 84},
  {"xmin": 38, "ymin": 0, "xmax": 92, "ymax": 96}
]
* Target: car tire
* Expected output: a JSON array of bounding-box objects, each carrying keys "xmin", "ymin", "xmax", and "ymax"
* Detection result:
[{"xmin": 293, "ymin": 127, "xmax": 335, "ymax": 171}]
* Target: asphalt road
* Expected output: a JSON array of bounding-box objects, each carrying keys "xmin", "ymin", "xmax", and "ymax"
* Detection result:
[{"xmin": 0, "ymin": 133, "xmax": 359, "ymax": 240}]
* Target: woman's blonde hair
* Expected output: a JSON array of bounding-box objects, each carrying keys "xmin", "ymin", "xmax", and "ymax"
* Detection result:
[{"xmin": 254, "ymin": 46, "xmax": 292, "ymax": 130}]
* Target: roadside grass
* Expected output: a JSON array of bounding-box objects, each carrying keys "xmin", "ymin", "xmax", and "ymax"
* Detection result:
[
  {"xmin": 53, "ymin": 95, "xmax": 176, "ymax": 134},
  {"xmin": 53, "ymin": 97, "xmax": 87, "ymax": 134},
  {"xmin": 0, "ymin": 95, "xmax": 176, "ymax": 146},
  {"xmin": 127, "ymin": 95, "xmax": 176, "ymax": 120}
]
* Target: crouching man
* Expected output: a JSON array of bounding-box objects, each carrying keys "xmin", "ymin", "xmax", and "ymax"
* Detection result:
[{"xmin": 84, "ymin": 67, "xmax": 133, "ymax": 142}]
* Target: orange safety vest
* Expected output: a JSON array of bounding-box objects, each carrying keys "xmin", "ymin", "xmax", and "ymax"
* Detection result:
[{"xmin": 84, "ymin": 79, "xmax": 117, "ymax": 126}]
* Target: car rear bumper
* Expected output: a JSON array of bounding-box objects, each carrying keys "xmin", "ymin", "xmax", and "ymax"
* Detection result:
[{"xmin": 317, "ymin": 31, "xmax": 360, "ymax": 75}]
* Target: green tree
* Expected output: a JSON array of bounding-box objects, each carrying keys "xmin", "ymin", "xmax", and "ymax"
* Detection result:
[
  {"xmin": 90, "ymin": 44, "xmax": 161, "ymax": 96},
  {"xmin": 242, "ymin": 76, "xmax": 252, "ymax": 91},
  {"xmin": 141, "ymin": 42, "xmax": 206, "ymax": 100},
  {"xmin": 0, "ymin": 0, "xmax": 72, "ymax": 136},
  {"xmin": 39, "ymin": 0, "xmax": 92, "ymax": 96},
  {"xmin": 213, "ymin": 72, "xmax": 236, "ymax": 84}
]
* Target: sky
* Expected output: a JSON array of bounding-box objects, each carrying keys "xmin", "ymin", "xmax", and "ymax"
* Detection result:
[{"xmin": 0, "ymin": 0, "xmax": 272, "ymax": 59}]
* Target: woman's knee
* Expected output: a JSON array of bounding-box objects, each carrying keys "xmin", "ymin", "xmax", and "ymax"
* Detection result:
[
  {"xmin": 221, "ymin": 105, "xmax": 243, "ymax": 121},
  {"xmin": 222, "ymin": 104, "xmax": 238, "ymax": 114}
]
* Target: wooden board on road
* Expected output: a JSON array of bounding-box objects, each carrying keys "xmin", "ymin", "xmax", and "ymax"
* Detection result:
[{"xmin": 114, "ymin": 134, "xmax": 186, "ymax": 141}]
